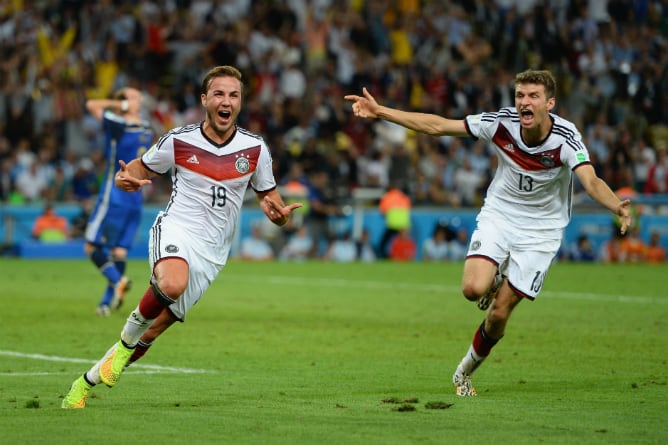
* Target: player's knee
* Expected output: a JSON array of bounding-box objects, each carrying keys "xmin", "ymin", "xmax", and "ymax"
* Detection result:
[
  {"xmin": 461, "ymin": 279, "xmax": 485, "ymax": 301},
  {"xmin": 88, "ymin": 246, "xmax": 109, "ymax": 268},
  {"xmin": 110, "ymin": 247, "xmax": 128, "ymax": 260},
  {"xmin": 153, "ymin": 276, "xmax": 187, "ymax": 301}
]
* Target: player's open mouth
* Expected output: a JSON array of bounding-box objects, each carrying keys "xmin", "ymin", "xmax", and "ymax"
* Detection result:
[
  {"xmin": 218, "ymin": 110, "xmax": 231, "ymax": 120},
  {"xmin": 520, "ymin": 109, "xmax": 534, "ymax": 124}
]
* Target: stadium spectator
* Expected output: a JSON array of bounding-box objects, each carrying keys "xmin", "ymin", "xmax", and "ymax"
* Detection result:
[
  {"xmin": 279, "ymin": 225, "xmax": 315, "ymax": 261},
  {"xmin": 14, "ymin": 159, "xmax": 49, "ymax": 203},
  {"xmin": 48, "ymin": 165, "xmax": 72, "ymax": 202},
  {"xmin": 567, "ymin": 234, "xmax": 597, "ymax": 262},
  {"xmin": 0, "ymin": 158, "xmax": 12, "ymax": 202},
  {"xmin": 82, "ymin": 87, "xmax": 155, "ymax": 317},
  {"xmin": 599, "ymin": 229, "xmax": 627, "ymax": 263},
  {"xmin": 645, "ymin": 231, "xmax": 666, "ymax": 264},
  {"xmin": 453, "ymin": 157, "xmax": 485, "ymax": 207},
  {"xmin": 0, "ymin": 0, "xmax": 665, "ymax": 262},
  {"xmin": 360, "ymin": 148, "xmax": 390, "ymax": 190},
  {"xmin": 355, "ymin": 228, "xmax": 377, "ymax": 263},
  {"xmin": 422, "ymin": 223, "xmax": 451, "ymax": 262},
  {"xmin": 70, "ymin": 158, "xmax": 99, "ymax": 202},
  {"xmin": 631, "ymin": 136, "xmax": 656, "ymax": 192},
  {"xmin": 324, "ymin": 231, "xmax": 358, "ymax": 263},
  {"xmin": 61, "ymin": 66, "xmax": 303, "ymax": 409},
  {"xmin": 388, "ymin": 228, "xmax": 417, "ymax": 262},
  {"xmin": 448, "ymin": 227, "xmax": 470, "ymax": 262},
  {"xmin": 377, "ymin": 183, "xmax": 412, "ymax": 259},
  {"xmin": 345, "ymin": 69, "xmax": 631, "ymax": 397},
  {"xmin": 643, "ymin": 142, "xmax": 668, "ymax": 194},
  {"xmin": 620, "ymin": 225, "xmax": 648, "ymax": 263},
  {"xmin": 31, "ymin": 203, "xmax": 69, "ymax": 242},
  {"xmin": 304, "ymin": 169, "xmax": 341, "ymax": 257},
  {"xmin": 239, "ymin": 224, "xmax": 275, "ymax": 261},
  {"xmin": 0, "ymin": 0, "xmax": 665, "ymax": 212}
]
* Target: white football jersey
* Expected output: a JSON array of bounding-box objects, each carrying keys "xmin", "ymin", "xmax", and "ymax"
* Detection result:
[
  {"xmin": 465, "ymin": 107, "xmax": 590, "ymax": 230},
  {"xmin": 142, "ymin": 123, "xmax": 276, "ymax": 245}
]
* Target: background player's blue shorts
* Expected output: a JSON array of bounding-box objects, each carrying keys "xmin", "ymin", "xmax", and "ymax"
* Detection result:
[{"xmin": 85, "ymin": 202, "xmax": 142, "ymax": 249}]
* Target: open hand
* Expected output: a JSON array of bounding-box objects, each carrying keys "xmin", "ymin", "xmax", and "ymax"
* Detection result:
[
  {"xmin": 616, "ymin": 199, "xmax": 632, "ymax": 235},
  {"xmin": 115, "ymin": 160, "xmax": 152, "ymax": 192}
]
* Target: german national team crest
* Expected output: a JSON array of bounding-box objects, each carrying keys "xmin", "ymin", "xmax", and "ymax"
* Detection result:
[
  {"xmin": 540, "ymin": 155, "xmax": 555, "ymax": 168},
  {"xmin": 235, "ymin": 155, "xmax": 250, "ymax": 174}
]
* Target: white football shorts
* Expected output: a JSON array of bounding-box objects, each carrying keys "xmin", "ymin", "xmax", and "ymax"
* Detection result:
[
  {"xmin": 148, "ymin": 212, "xmax": 229, "ymax": 320},
  {"xmin": 467, "ymin": 214, "xmax": 563, "ymax": 300}
]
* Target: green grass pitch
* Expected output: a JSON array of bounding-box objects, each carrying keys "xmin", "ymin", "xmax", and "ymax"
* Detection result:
[{"xmin": 0, "ymin": 259, "xmax": 666, "ymax": 444}]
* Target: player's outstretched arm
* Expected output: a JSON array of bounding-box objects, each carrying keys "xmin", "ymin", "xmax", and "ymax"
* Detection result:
[
  {"xmin": 344, "ymin": 87, "xmax": 469, "ymax": 137},
  {"xmin": 257, "ymin": 190, "xmax": 303, "ymax": 227},
  {"xmin": 576, "ymin": 164, "xmax": 632, "ymax": 234},
  {"xmin": 115, "ymin": 159, "xmax": 153, "ymax": 192}
]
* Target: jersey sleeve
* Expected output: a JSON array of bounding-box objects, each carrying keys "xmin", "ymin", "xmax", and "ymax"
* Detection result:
[
  {"xmin": 561, "ymin": 129, "xmax": 591, "ymax": 170},
  {"xmin": 250, "ymin": 141, "xmax": 277, "ymax": 192},
  {"xmin": 464, "ymin": 111, "xmax": 499, "ymax": 141},
  {"xmin": 141, "ymin": 132, "xmax": 175, "ymax": 174}
]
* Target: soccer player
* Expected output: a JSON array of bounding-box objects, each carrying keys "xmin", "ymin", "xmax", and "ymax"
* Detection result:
[
  {"xmin": 344, "ymin": 69, "xmax": 631, "ymax": 396},
  {"xmin": 84, "ymin": 87, "xmax": 154, "ymax": 315},
  {"xmin": 62, "ymin": 66, "xmax": 302, "ymax": 408}
]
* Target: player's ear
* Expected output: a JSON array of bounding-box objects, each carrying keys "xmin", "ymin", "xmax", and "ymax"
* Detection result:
[{"xmin": 546, "ymin": 97, "xmax": 556, "ymax": 111}]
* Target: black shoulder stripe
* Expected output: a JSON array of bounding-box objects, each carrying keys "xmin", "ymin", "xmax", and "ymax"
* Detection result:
[
  {"xmin": 551, "ymin": 125, "xmax": 586, "ymax": 152},
  {"xmin": 565, "ymin": 138, "xmax": 586, "ymax": 152},
  {"xmin": 481, "ymin": 108, "xmax": 518, "ymax": 120},
  {"xmin": 155, "ymin": 123, "xmax": 201, "ymax": 150},
  {"xmin": 552, "ymin": 122, "xmax": 576, "ymax": 139},
  {"xmin": 497, "ymin": 108, "xmax": 517, "ymax": 118},
  {"xmin": 237, "ymin": 127, "xmax": 264, "ymax": 141},
  {"xmin": 551, "ymin": 127, "xmax": 575, "ymax": 141}
]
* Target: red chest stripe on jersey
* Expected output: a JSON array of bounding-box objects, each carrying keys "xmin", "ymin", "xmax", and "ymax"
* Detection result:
[
  {"xmin": 174, "ymin": 139, "xmax": 260, "ymax": 180},
  {"xmin": 492, "ymin": 124, "xmax": 563, "ymax": 170}
]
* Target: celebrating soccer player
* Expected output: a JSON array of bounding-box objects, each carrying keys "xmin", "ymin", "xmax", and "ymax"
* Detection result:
[
  {"xmin": 62, "ymin": 66, "xmax": 302, "ymax": 408},
  {"xmin": 345, "ymin": 69, "xmax": 631, "ymax": 396}
]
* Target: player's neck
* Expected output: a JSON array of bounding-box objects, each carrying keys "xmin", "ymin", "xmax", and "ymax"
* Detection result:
[
  {"xmin": 521, "ymin": 124, "xmax": 551, "ymax": 147},
  {"xmin": 202, "ymin": 121, "xmax": 235, "ymax": 145}
]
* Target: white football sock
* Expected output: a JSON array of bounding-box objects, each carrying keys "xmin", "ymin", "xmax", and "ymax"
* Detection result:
[
  {"xmin": 120, "ymin": 307, "xmax": 154, "ymax": 347},
  {"xmin": 458, "ymin": 344, "xmax": 486, "ymax": 375}
]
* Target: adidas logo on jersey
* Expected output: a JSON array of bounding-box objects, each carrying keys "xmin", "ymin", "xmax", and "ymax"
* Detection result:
[
  {"xmin": 186, "ymin": 155, "xmax": 200, "ymax": 164},
  {"xmin": 503, "ymin": 143, "xmax": 514, "ymax": 152}
]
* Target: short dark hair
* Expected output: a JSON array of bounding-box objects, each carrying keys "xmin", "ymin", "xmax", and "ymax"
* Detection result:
[
  {"xmin": 200, "ymin": 65, "xmax": 244, "ymax": 96},
  {"xmin": 515, "ymin": 69, "xmax": 556, "ymax": 99}
]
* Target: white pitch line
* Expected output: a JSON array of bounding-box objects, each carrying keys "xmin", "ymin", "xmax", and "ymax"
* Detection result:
[
  {"xmin": 0, "ymin": 350, "xmax": 211, "ymax": 374},
  {"xmin": 227, "ymin": 274, "xmax": 668, "ymax": 305}
]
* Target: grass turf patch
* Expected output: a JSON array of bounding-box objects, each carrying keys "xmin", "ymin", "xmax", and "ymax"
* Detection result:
[{"xmin": 0, "ymin": 259, "xmax": 666, "ymax": 444}]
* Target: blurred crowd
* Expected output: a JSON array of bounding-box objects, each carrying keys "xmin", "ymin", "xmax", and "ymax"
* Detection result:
[
  {"xmin": 1, "ymin": 0, "xmax": 667, "ymax": 212},
  {"xmin": 561, "ymin": 225, "xmax": 666, "ymax": 263}
]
